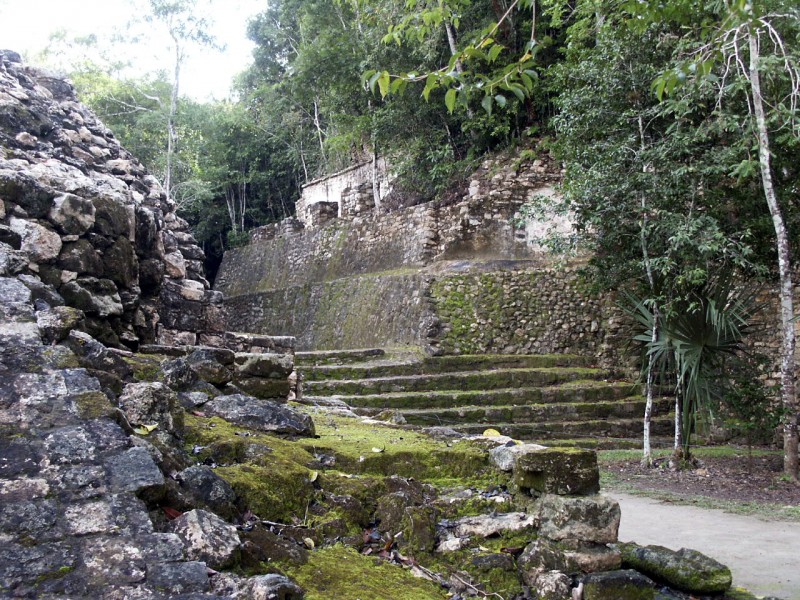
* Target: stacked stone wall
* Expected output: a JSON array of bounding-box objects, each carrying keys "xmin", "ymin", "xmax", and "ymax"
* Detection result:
[{"xmin": 0, "ymin": 50, "xmax": 224, "ymax": 348}]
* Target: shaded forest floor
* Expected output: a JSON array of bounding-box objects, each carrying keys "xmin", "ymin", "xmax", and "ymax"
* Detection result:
[{"xmin": 599, "ymin": 446, "xmax": 800, "ymax": 521}]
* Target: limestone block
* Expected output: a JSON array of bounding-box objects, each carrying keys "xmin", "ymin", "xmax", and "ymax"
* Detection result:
[
  {"xmin": 519, "ymin": 538, "xmax": 621, "ymax": 583},
  {"xmin": 58, "ymin": 239, "xmax": 104, "ymax": 276},
  {"xmin": 169, "ymin": 509, "xmax": 240, "ymax": 569},
  {"xmin": 60, "ymin": 277, "xmax": 123, "ymax": 317},
  {"xmin": 186, "ymin": 348, "xmax": 233, "ymax": 385},
  {"xmin": 105, "ymin": 446, "xmax": 164, "ymax": 498},
  {"xmin": 146, "ymin": 561, "xmax": 209, "ymax": 595},
  {"xmin": 48, "ymin": 192, "xmax": 95, "ymax": 235},
  {"xmin": 177, "ymin": 465, "xmax": 238, "ymax": 521},
  {"xmin": 118, "ymin": 382, "xmax": 181, "ymax": 434},
  {"xmin": 532, "ymin": 571, "xmax": 572, "ymax": 600},
  {"xmin": 489, "ymin": 442, "xmax": 547, "ymax": 471},
  {"xmin": 581, "ymin": 569, "xmax": 656, "ymax": 600},
  {"xmin": 37, "ymin": 305, "xmax": 84, "ymax": 344},
  {"xmin": 234, "ymin": 352, "xmax": 294, "ymax": 378},
  {"xmin": 163, "ymin": 250, "xmax": 186, "ymax": 278},
  {"xmin": 513, "ymin": 446, "xmax": 600, "ymax": 496},
  {"xmin": 103, "ymin": 236, "xmax": 138, "ymax": 288},
  {"xmin": 204, "ymin": 393, "xmax": 315, "ymax": 437},
  {"xmin": 9, "ymin": 217, "xmax": 62, "ymax": 263},
  {"xmin": 536, "ymin": 494, "xmax": 620, "ymax": 544}
]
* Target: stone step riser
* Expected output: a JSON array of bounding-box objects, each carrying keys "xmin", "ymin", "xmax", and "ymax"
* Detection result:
[
  {"xmin": 453, "ymin": 416, "xmax": 674, "ymax": 440},
  {"xmin": 295, "ymin": 348, "xmax": 386, "ymax": 366},
  {"xmin": 304, "ymin": 367, "xmax": 612, "ymax": 396},
  {"xmin": 302, "ymin": 354, "xmax": 594, "ymax": 380},
  {"xmin": 358, "ymin": 397, "xmax": 672, "ymax": 427},
  {"xmin": 309, "ymin": 382, "xmax": 640, "ymax": 409}
]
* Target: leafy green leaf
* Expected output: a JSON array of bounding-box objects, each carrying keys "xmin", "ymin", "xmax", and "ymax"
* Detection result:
[
  {"xmin": 445, "ymin": 87, "xmax": 457, "ymax": 113},
  {"xmin": 481, "ymin": 95, "xmax": 493, "ymax": 115}
]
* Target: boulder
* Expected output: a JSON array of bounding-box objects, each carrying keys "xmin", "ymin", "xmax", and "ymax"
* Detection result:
[
  {"xmin": 514, "ymin": 446, "xmax": 599, "ymax": 496},
  {"xmin": 168, "ymin": 509, "xmax": 240, "ymax": 569},
  {"xmin": 204, "ymin": 394, "xmax": 315, "ymax": 437},
  {"xmin": 617, "ymin": 543, "xmax": 732, "ymax": 594},
  {"xmin": 536, "ymin": 494, "xmax": 620, "ymax": 544}
]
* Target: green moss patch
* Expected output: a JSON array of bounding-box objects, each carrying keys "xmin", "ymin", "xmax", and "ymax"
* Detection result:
[
  {"xmin": 300, "ymin": 413, "xmax": 501, "ymax": 488},
  {"xmin": 285, "ymin": 545, "xmax": 447, "ymax": 600}
]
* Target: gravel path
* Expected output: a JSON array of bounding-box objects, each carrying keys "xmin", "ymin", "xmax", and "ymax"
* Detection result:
[{"xmin": 610, "ymin": 492, "xmax": 800, "ymax": 600}]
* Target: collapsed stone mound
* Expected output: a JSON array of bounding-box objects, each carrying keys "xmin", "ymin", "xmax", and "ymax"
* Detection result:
[{"xmin": 0, "ymin": 49, "xmax": 224, "ymax": 349}]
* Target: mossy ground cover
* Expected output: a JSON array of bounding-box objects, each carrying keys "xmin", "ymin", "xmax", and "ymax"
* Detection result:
[
  {"xmin": 183, "ymin": 409, "xmax": 522, "ymax": 597},
  {"xmin": 284, "ymin": 545, "xmax": 448, "ymax": 600},
  {"xmin": 299, "ymin": 411, "xmax": 504, "ymax": 489}
]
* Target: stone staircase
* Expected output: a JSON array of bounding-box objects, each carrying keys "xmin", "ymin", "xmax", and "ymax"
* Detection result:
[{"xmin": 296, "ymin": 349, "xmax": 673, "ymax": 448}]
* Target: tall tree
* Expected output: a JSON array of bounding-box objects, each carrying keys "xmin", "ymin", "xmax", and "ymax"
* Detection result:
[
  {"xmin": 145, "ymin": 0, "xmax": 220, "ymax": 201},
  {"xmin": 628, "ymin": 0, "xmax": 800, "ymax": 478}
]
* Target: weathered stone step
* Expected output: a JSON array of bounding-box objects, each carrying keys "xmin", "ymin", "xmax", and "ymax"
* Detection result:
[
  {"xmin": 302, "ymin": 353, "xmax": 594, "ymax": 381},
  {"xmin": 303, "ymin": 366, "xmax": 612, "ymax": 396},
  {"xmin": 374, "ymin": 396, "xmax": 672, "ymax": 427},
  {"xmin": 450, "ymin": 415, "xmax": 674, "ymax": 441},
  {"xmin": 295, "ymin": 348, "xmax": 386, "ymax": 366},
  {"xmin": 305, "ymin": 380, "xmax": 639, "ymax": 410}
]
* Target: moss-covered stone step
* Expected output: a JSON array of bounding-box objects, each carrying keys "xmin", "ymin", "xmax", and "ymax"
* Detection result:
[
  {"xmin": 451, "ymin": 415, "xmax": 674, "ymax": 441},
  {"xmin": 308, "ymin": 380, "xmax": 639, "ymax": 410},
  {"xmin": 362, "ymin": 396, "xmax": 672, "ymax": 427},
  {"xmin": 302, "ymin": 353, "xmax": 594, "ymax": 381},
  {"xmin": 295, "ymin": 348, "xmax": 386, "ymax": 366},
  {"xmin": 304, "ymin": 367, "xmax": 613, "ymax": 396}
]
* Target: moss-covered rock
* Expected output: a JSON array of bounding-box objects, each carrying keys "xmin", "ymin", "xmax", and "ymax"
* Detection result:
[{"xmin": 617, "ymin": 543, "xmax": 732, "ymax": 594}]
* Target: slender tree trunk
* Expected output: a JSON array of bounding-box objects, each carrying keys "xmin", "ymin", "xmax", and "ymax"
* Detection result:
[
  {"xmin": 673, "ymin": 376, "xmax": 684, "ymax": 461},
  {"xmin": 165, "ymin": 34, "xmax": 181, "ymax": 203},
  {"xmin": 312, "ymin": 99, "xmax": 327, "ymax": 165},
  {"xmin": 749, "ymin": 32, "xmax": 798, "ymax": 480},
  {"xmin": 445, "ymin": 22, "xmax": 463, "ymax": 74},
  {"xmin": 639, "ymin": 115, "xmax": 656, "ymax": 467}
]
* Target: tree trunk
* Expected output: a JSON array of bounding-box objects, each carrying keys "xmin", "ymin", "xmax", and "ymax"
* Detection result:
[
  {"xmin": 639, "ymin": 114, "xmax": 655, "ymax": 467},
  {"xmin": 165, "ymin": 34, "xmax": 181, "ymax": 203},
  {"xmin": 749, "ymin": 32, "xmax": 798, "ymax": 480},
  {"xmin": 673, "ymin": 372, "xmax": 684, "ymax": 461}
]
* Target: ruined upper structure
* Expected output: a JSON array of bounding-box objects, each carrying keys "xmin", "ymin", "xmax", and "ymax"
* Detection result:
[
  {"xmin": 0, "ymin": 49, "xmax": 225, "ymax": 349},
  {"xmin": 293, "ymin": 158, "xmax": 393, "ymax": 228}
]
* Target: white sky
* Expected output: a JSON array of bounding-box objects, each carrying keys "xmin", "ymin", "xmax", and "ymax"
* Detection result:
[{"xmin": 0, "ymin": 0, "xmax": 266, "ymax": 101}]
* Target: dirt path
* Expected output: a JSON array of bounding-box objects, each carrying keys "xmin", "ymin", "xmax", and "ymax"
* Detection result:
[{"xmin": 610, "ymin": 492, "xmax": 800, "ymax": 600}]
